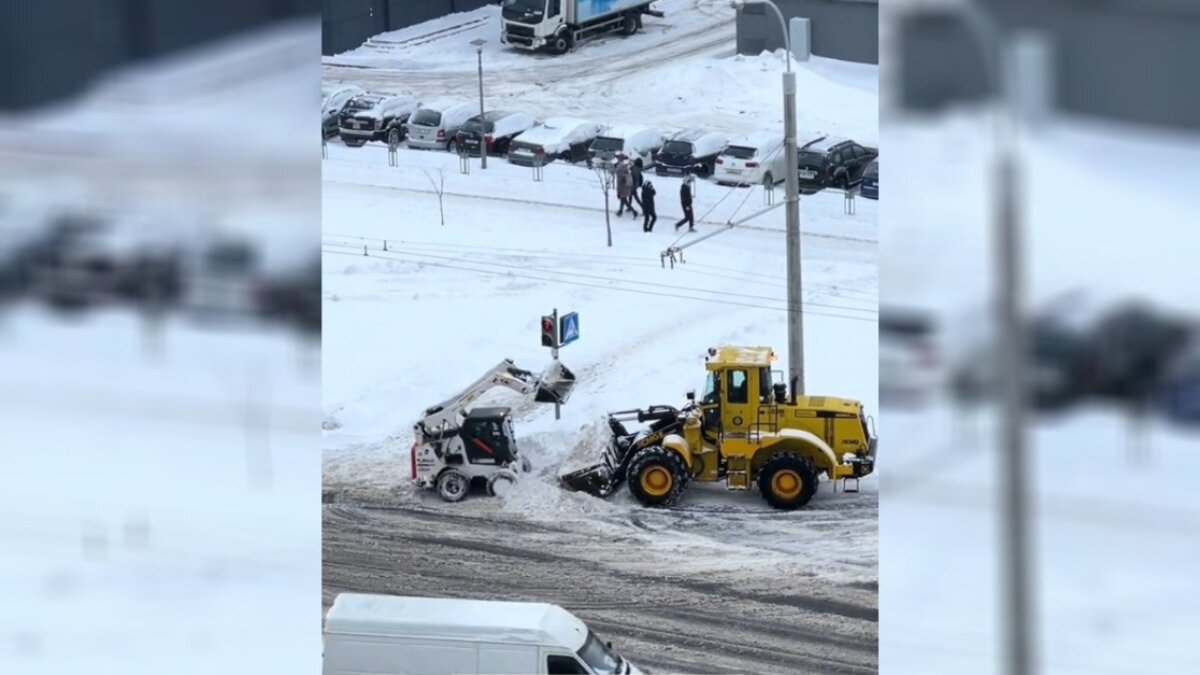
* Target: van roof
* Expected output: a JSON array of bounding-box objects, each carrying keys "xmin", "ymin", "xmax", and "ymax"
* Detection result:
[{"xmin": 325, "ymin": 594, "xmax": 589, "ymax": 650}]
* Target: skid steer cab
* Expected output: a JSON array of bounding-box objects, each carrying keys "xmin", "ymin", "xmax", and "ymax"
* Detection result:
[
  {"xmin": 412, "ymin": 358, "xmax": 575, "ymax": 502},
  {"xmin": 561, "ymin": 346, "xmax": 878, "ymax": 510}
]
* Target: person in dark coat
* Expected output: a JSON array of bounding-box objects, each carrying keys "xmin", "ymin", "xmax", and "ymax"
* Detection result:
[
  {"xmin": 674, "ymin": 175, "xmax": 695, "ymax": 232},
  {"xmin": 630, "ymin": 158, "xmax": 645, "ymax": 210},
  {"xmin": 615, "ymin": 159, "xmax": 638, "ymax": 217},
  {"xmin": 641, "ymin": 181, "xmax": 657, "ymax": 232}
]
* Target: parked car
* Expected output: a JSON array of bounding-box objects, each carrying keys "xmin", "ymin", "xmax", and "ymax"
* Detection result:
[
  {"xmin": 507, "ymin": 116, "xmax": 604, "ymax": 166},
  {"xmin": 322, "ymin": 83, "xmax": 363, "ymax": 139},
  {"xmin": 654, "ymin": 128, "xmax": 729, "ymax": 177},
  {"xmin": 455, "ymin": 110, "xmax": 539, "ymax": 157},
  {"xmin": 859, "ymin": 158, "xmax": 879, "ymax": 199},
  {"xmin": 257, "ymin": 254, "xmax": 320, "ymax": 334},
  {"xmin": 588, "ymin": 124, "xmax": 665, "ymax": 169},
  {"xmin": 323, "ymin": 593, "xmax": 645, "ymax": 675},
  {"xmin": 713, "ymin": 132, "xmax": 787, "ymax": 187},
  {"xmin": 1157, "ymin": 331, "xmax": 1200, "ymax": 425},
  {"xmin": 405, "ymin": 101, "xmax": 477, "ymax": 151},
  {"xmin": 880, "ymin": 307, "xmax": 941, "ymax": 406},
  {"xmin": 796, "ymin": 136, "xmax": 878, "ymax": 192},
  {"xmin": 181, "ymin": 232, "xmax": 260, "ymax": 319},
  {"xmin": 1085, "ymin": 302, "xmax": 1192, "ymax": 403},
  {"xmin": 338, "ymin": 92, "xmax": 421, "ymax": 147}
]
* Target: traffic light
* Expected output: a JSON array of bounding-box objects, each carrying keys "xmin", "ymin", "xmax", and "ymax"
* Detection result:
[{"xmin": 540, "ymin": 315, "xmax": 558, "ymax": 348}]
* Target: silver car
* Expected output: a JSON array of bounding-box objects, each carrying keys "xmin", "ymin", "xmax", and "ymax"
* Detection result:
[{"xmin": 406, "ymin": 102, "xmax": 477, "ymax": 151}]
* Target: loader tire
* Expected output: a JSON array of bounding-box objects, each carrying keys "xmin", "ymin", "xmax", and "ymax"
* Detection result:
[
  {"xmin": 487, "ymin": 470, "xmax": 518, "ymax": 497},
  {"xmin": 627, "ymin": 446, "xmax": 689, "ymax": 508},
  {"xmin": 437, "ymin": 469, "xmax": 470, "ymax": 503},
  {"xmin": 758, "ymin": 452, "xmax": 818, "ymax": 510}
]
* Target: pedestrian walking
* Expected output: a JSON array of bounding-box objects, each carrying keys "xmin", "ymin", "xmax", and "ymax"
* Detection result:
[
  {"xmin": 674, "ymin": 175, "xmax": 696, "ymax": 232},
  {"xmin": 641, "ymin": 181, "xmax": 657, "ymax": 232},
  {"xmin": 615, "ymin": 159, "xmax": 638, "ymax": 217},
  {"xmin": 630, "ymin": 158, "xmax": 645, "ymax": 210}
]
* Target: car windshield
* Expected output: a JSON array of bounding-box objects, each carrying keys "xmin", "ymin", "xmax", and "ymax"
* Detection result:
[
  {"xmin": 345, "ymin": 97, "xmax": 381, "ymax": 111},
  {"xmin": 577, "ymin": 631, "xmax": 622, "ymax": 675},
  {"xmin": 798, "ymin": 151, "xmax": 826, "ymax": 166},
  {"xmin": 503, "ymin": 0, "xmax": 544, "ymax": 14},
  {"xmin": 723, "ymin": 145, "xmax": 757, "ymax": 159},
  {"xmin": 662, "ymin": 140, "xmax": 694, "ymax": 155},
  {"xmin": 410, "ymin": 109, "xmax": 442, "ymax": 126},
  {"xmin": 205, "ymin": 243, "xmax": 254, "ymax": 274},
  {"xmin": 591, "ymin": 137, "xmax": 623, "ymax": 152}
]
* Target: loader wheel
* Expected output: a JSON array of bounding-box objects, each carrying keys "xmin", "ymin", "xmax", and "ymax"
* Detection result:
[
  {"xmin": 627, "ymin": 446, "xmax": 689, "ymax": 508},
  {"xmin": 487, "ymin": 470, "xmax": 518, "ymax": 497},
  {"xmin": 437, "ymin": 469, "xmax": 470, "ymax": 503},
  {"xmin": 758, "ymin": 452, "xmax": 818, "ymax": 510}
]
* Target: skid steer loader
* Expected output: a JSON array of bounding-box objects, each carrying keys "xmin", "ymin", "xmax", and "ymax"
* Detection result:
[
  {"xmin": 561, "ymin": 346, "xmax": 877, "ymax": 510},
  {"xmin": 411, "ymin": 358, "xmax": 575, "ymax": 502}
]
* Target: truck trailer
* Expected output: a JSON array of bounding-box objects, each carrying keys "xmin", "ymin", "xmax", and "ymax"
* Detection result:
[{"xmin": 500, "ymin": 0, "xmax": 664, "ymax": 54}]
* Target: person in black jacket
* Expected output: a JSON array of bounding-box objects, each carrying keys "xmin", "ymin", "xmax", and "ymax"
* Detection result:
[
  {"xmin": 674, "ymin": 175, "xmax": 695, "ymax": 232},
  {"xmin": 641, "ymin": 181, "xmax": 657, "ymax": 232},
  {"xmin": 630, "ymin": 158, "xmax": 645, "ymax": 211}
]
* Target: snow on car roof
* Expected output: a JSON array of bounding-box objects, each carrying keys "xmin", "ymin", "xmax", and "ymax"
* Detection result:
[
  {"xmin": 725, "ymin": 131, "xmax": 783, "ymax": 151},
  {"xmin": 598, "ymin": 123, "xmax": 659, "ymax": 140},
  {"xmin": 516, "ymin": 117, "xmax": 600, "ymax": 144},
  {"xmin": 325, "ymin": 594, "xmax": 588, "ymax": 650},
  {"xmin": 800, "ymin": 135, "xmax": 853, "ymax": 153}
]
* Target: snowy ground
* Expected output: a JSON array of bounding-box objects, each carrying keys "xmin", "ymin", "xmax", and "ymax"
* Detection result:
[
  {"xmin": 0, "ymin": 20, "xmax": 322, "ymax": 675},
  {"xmin": 880, "ymin": 108, "xmax": 1200, "ymax": 673},
  {"xmin": 322, "ymin": 7, "xmax": 879, "ymax": 671}
]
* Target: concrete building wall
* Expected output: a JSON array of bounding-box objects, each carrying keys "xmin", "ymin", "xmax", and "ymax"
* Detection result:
[{"xmin": 736, "ymin": 0, "xmax": 879, "ymax": 65}]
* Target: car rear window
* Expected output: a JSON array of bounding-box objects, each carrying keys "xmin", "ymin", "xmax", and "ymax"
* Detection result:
[
  {"xmin": 662, "ymin": 140, "xmax": 694, "ymax": 155},
  {"xmin": 864, "ymin": 161, "xmax": 879, "ymax": 178},
  {"xmin": 722, "ymin": 145, "xmax": 757, "ymax": 159},
  {"xmin": 410, "ymin": 109, "xmax": 441, "ymax": 126},
  {"xmin": 798, "ymin": 151, "xmax": 826, "ymax": 166},
  {"xmin": 591, "ymin": 136, "xmax": 623, "ymax": 152}
]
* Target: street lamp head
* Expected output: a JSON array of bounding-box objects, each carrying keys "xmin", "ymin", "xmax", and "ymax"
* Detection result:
[{"xmin": 470, "ymin": 38, "xmax": 486, "ymax": 52}]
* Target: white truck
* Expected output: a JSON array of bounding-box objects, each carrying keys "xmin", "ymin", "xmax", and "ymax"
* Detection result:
[
  {"xmin": 500, "ymin": 0, "xmax": 664, "ymax": 55},
  {"xmin": 323, "ymin": 593, "xmax": 645, "ymax": 675}
]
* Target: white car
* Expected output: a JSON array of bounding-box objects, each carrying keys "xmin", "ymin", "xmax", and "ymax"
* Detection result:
[
  {"xmin": 714, "ymin": 132, "xmax": 788, "ymax": 186},
  {"xmin": 588, "ymin": 124, "xmax": 665, "ymax": 169},
  {"xmin": 321, "ymin": 83, "xmax": 363, "ymax": 139},
  {"xmin": 338, "ymin": 92, "xmax": 421, "ymax": 147},
  {"xmin": 323, "ymin": 593, "xmax": 644, "ymax": 675},
  {"xmin": 508, "ymin": 116, "xmax": 605, "ymax": 166},
  {"xmin": 406, "ymin": 100, "xmax": 478, "ymax": 151},
  {"xmin": 880, "ymin": 307, "xmax": 942, "ymax": 406}
]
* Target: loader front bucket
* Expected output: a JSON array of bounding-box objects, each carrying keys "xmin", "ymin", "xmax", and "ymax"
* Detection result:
[
  {"xmin": 557, "ymin": 422, "xmax": 625, "ymax": 498},
  {"xmin": 560, "ymin": 461, "xmax": 617, "ymax": 498},
  {"xmin": 535, "ymin": 360, "xmax": 577, "ymax": 404}
]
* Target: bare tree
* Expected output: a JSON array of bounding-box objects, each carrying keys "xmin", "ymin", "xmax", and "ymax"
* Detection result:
[
  {"xmin": 593, "ymin": 164, "xmax": 615, "ymax": 247},
  {"xmin": 424, "ymin": 169, "xmax": 447, "ymax": 226}
]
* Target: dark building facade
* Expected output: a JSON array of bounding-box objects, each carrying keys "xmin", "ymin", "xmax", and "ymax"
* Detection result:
[
  {"xmin": 895, "ymin": 0, "xmax": 1200, "ymax": 131},
  {"xmin": 735, "ymin": 0, "xmax": 879, "ymax": 65},
  {"xmin": 1, "ymin": 0, "xmax": 319, "ymax": 110},
  {"xmin": 322, "ymin": 0, "xmax": 491, "ymax": 56}
]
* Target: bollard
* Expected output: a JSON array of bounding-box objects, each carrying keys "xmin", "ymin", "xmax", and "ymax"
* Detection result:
[
  {"xmin": 844, "ymin": 188, "xmax": 856, "ymax": 215},
  {"xmin": 459, "ymin": 144, "xmax": 470, "ymax": 174},
  {"xmin": 383, "ymin": 240, "xmax": 388, "ymax": 252},
  {"xmin": 363, "ymin": 245, "xmax": 368, "ymax": 256},
  {"xmin": 387, "ymin": 129, "xmax": 400, "ymax": 167},
  {"xmin": 764, "ymin": 180, "xmax": 775, "ymax": 206},
  {"xmin": 322, "ymin": 135, "xmax": 328, "ymax": 160},
  {"xmin": 533, "ymin": 155, "xmax": 544, "ymax": 182}
]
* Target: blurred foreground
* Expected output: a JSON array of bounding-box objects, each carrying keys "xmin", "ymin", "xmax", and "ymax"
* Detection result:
[
  {"xmin": 0, "ymin": 15, "xmax": 320, "ymax": 675},
  {"xmin": 880, "ymin": 1, "xmax": 1199, "ymax": 674}
]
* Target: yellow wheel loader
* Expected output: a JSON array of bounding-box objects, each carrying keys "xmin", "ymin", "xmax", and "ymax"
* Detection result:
[{"xmin": 560, "ymin": 346, "xmax": 877, "ymax": 510}]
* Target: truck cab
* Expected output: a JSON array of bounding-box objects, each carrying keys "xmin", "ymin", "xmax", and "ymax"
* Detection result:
[{"xmin": 501, "ymin": 0, "xmax": 657, "ymax": 55}]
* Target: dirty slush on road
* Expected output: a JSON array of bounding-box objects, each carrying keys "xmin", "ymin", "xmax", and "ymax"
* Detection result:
[{"xmin": 322, "ymin": 481, "xmax": 878, "ymax": 675}]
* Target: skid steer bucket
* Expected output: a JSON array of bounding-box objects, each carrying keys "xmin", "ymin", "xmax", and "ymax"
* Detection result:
[{"xmin": 534, "ymin": 360, "xmax": 577, "ymax": 404}]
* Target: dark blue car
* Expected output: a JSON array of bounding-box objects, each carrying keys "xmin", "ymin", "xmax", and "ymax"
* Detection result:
[
  {"xmin": 859, "ymin": 159, "xmax": 878, "ymax": 199},
  {"xmin": 1158, "ymin": 335, "xmax": 1200, "ymax": 425}
]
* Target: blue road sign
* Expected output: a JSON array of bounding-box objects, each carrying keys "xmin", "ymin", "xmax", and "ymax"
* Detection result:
[{"xmin": 559, "ymin": 312, "xmax": 579, "ymax": 347}]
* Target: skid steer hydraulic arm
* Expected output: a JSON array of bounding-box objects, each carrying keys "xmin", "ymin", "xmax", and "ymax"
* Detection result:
[{"xmin": 418, "ymin": 358, "xmax": 576, "ymax": 435}]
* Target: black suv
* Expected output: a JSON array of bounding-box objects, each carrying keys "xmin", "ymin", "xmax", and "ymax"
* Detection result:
[
  {"xmin": 796, "ymin": 137, "xmax": 878, "ymax": 193},
  {"xmin": 455, "ymin": 111, "xmax": 538, "ymax": 157}
]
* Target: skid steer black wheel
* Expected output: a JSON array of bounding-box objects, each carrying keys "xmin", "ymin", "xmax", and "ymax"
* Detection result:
[
  {"xmin": 627, "ymin": 446, "xmax": 689, "ymax": 507},
  {"xmin": 758, "ymin": 452, "xmax": 818, "ymax": 510},
  {"xmin": 487, "ymin": 470, "xmax": 518, "ymax": 497},
  {"xmin": 437, "ymin": 469, "xmax": 470, "ymax": 503}
]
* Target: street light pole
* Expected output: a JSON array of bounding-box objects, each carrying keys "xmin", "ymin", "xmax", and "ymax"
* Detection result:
[
  {"xmin": 470, "ymin": 38, "xmax": 487, "ymax": 169},
  {"xmin": 734, "ymin": 0, "xmax": 803, "ymax": 397}
]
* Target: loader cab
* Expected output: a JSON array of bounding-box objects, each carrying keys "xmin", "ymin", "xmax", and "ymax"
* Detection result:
[
  {"xmin": 460, "ymin": 407, "xmax": 519, "ymax": 466},
  {"xmin": 700, "ymin": 347, "xmax": 785, "ymax": 440}
]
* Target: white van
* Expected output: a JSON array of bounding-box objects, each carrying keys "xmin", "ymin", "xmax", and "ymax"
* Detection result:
[
  {"xmin": 714, "ymin": 131, "xmax": 788, "ymax": 187},
  {"xmin": 323, "ymin": 593, "xmax": 644, "ymax": 675},
  {"xmin": 588, "ymin": 124, "xmax": 665, "ymax": 169}
]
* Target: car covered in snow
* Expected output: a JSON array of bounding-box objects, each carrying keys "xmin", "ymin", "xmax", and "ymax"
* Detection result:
[
  {"xmin": 507, "ymin": 116, "xmax": 605, "ymax": 166},
  {"xmin": 859, "ymin": 158, "xmax": 879, "ymax": 199},
  {"xmin": 713, "ymin": 132, "xmax": 787, "ymax": 187},
  {"xmin": 654, "ymin": 128, "xmax": 728, "ymax": 177},
  {"xmin": 796, "ymin": 136, "xmax": 878, "ymax": 192},
  {"xmin": 588, "ymin": 124, "xmax": 665, "ymax": 169},
  {"xmin": 1156, "ymin": 330, "xmax": 1200, "ymax": 425},
  {"xmin": 405, "ymin": 101, "xmax": 478, "ymax": 151},
  {"xmin": 455, "ymin": 110, "xmax": 540, "ymax": 157},
  {"xmin": 338, "ymin": 92, "xmax": 421, "ymax": 147},
  {"xmin": 322, "ymin": 83, "xmax": 363, "ymax": 139}
]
